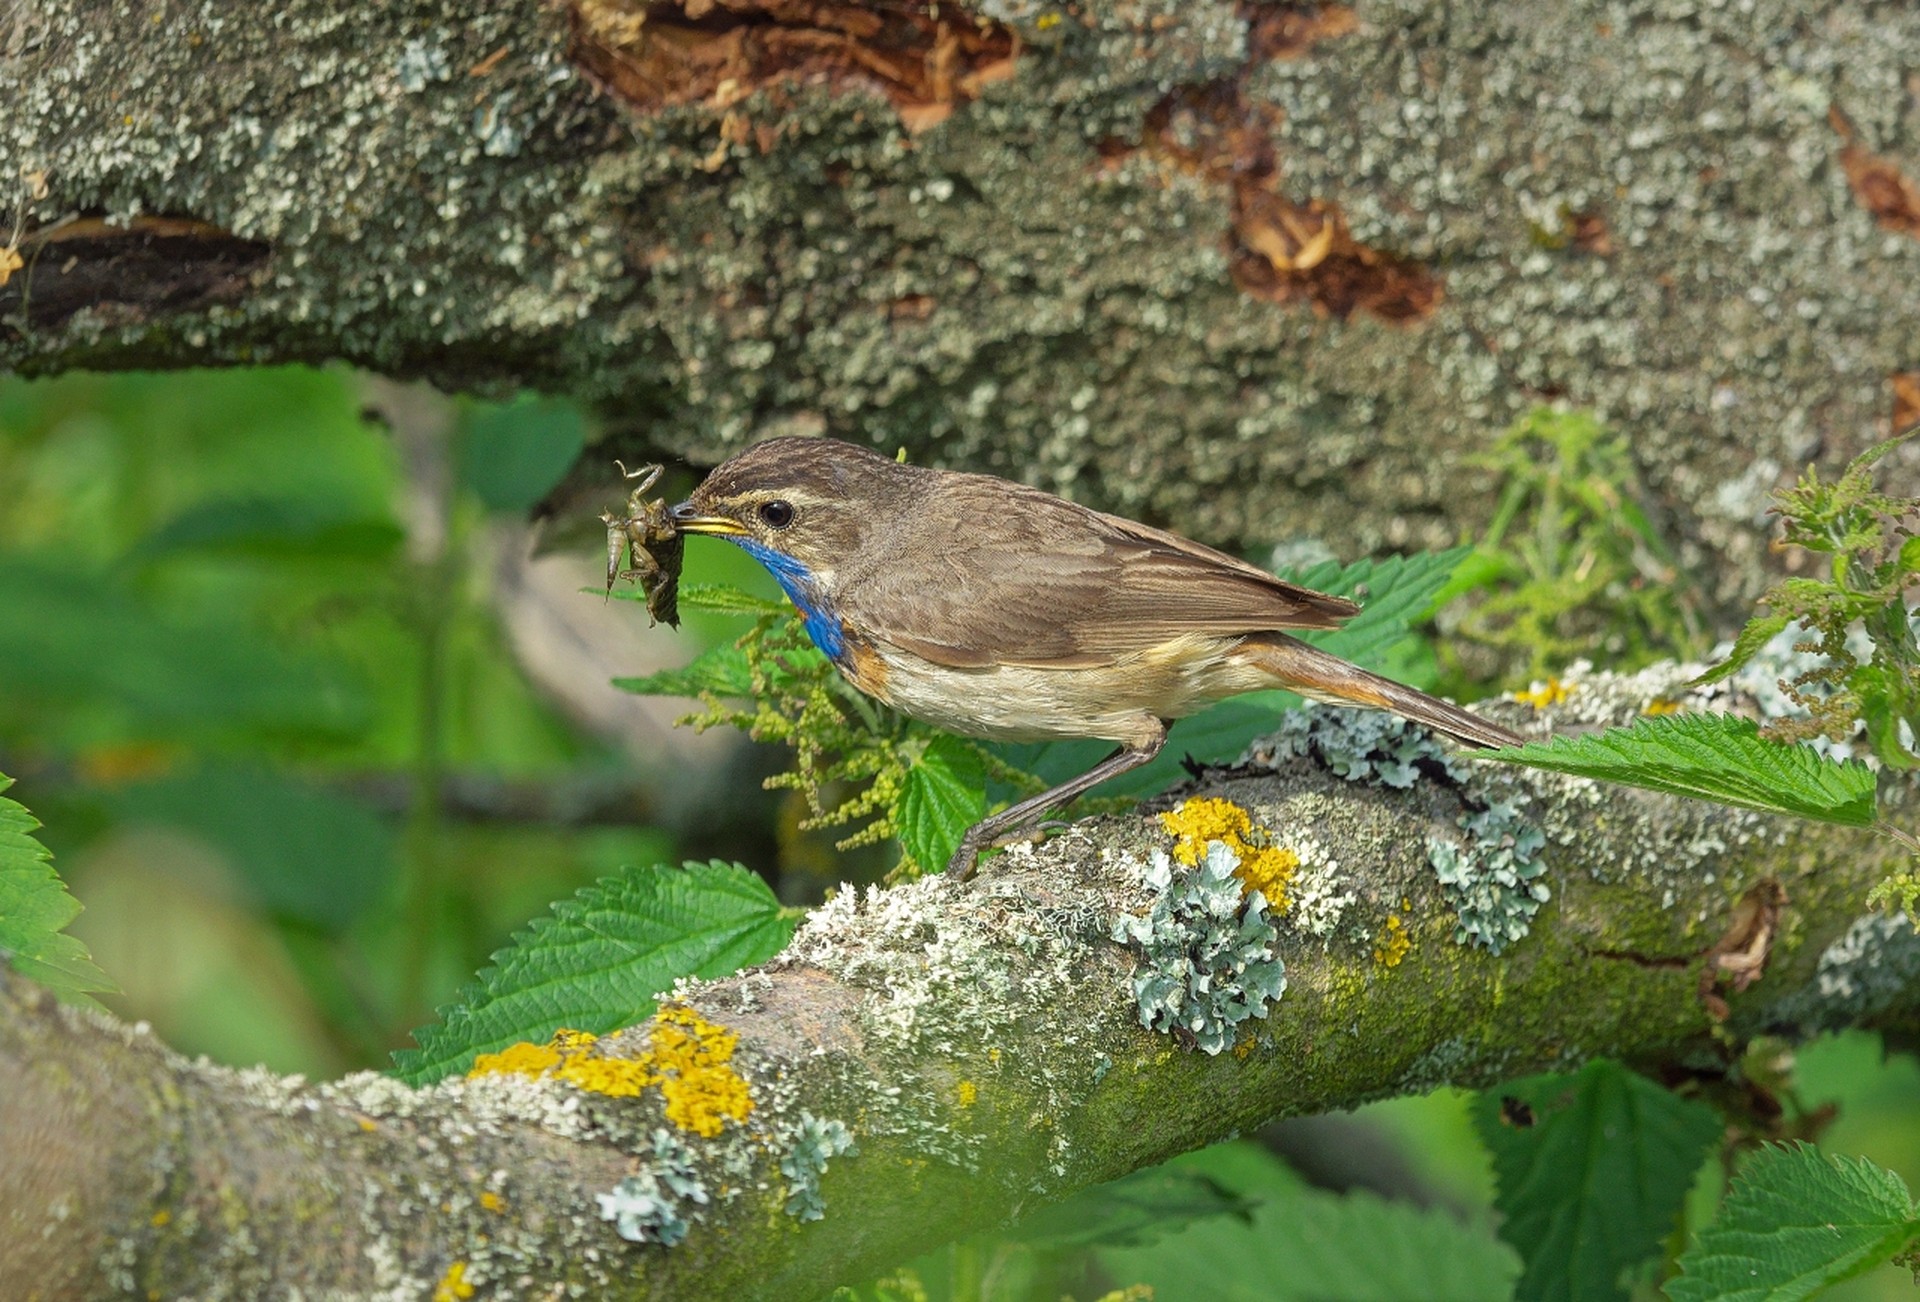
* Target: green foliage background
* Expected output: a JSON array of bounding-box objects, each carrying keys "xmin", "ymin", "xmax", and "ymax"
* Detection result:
[{"xmin": 2, "ymin": 370, "xmax": 1918, "ymax": 1299}]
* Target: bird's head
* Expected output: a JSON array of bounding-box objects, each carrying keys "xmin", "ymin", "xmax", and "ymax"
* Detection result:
[{"xmin": 670, "ymin": 437, "xmax": 906, "ymax": 575}]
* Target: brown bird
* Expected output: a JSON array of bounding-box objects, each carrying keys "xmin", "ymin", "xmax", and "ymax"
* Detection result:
[{"xmin": 668, "ymin": 437, "xmax": 1522, "ymax": 878}]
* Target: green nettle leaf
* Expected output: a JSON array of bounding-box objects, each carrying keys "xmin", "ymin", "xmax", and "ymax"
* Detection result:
[
  {"xmin": 393, "ymin": 860, "xmax": 797, "ymax": 1085},
  {"xmin": 1296, "ymin": 546, "xmax": 1471, "ymax": 673},
  {"xmin": 1094, "ymin": 1141, "xmax": 1521, "ymax": 1302},
  {"xmin": 1003, "ymin": 1166, "xmax": 1256, "ymax": 1251},
  {"xmin": 1002, "ymin": 547, "xmax": 1470, "ymax": 797},
  {"xmin": 140, "ymin": 496, "xmax": 404, "ymax": 560},
  {"xmin": 671, "ymin": 583, "xmax": 791, "ymax": 617},
  {"xmin": 1691, "ymin": 614, "xmax": 1793, "ymax": 687},
  {"xmin": 0, "ymin": 556, "xmax": 368, "ymax": 743},
  {"xmin": 1487, "ymin": 712, "xmax": 1879, "ymax": 828},
  {"xmin": 895, "ymin": 735, "xmax": 988, "ymax": 873},
  {"xmin": 1473, "ymin": 1059, "xmax": 1722, "ymax": 1302},
  {"xmin": 0, "ymin": 776, "xmax": 115, "ymax": 1006},
  {"xmin": 458, "ymin": 394, "xmax": 587, "ymax": 513},
  {"xmin": 1668, "ymin": 1143, "xmax": 1920, "ymax": 1302},
  {"xmin": 614, "ymin": 643, "xmax": 755, "ymax": 699}
]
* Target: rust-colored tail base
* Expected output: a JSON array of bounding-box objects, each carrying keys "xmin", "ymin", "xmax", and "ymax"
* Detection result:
[{"xmin": 1241, "ymin": 634, "xmax": 1525, "ymax": 750}]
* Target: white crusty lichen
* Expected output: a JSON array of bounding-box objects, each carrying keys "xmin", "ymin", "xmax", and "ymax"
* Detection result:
[
  {"xmin": 773, "ymin": 864, "xmax": 1114, "ymax": 1174},
  {"xmin": 779, "ymin": 1112, "xmax": 858, "ymax": 1222},
  {"xmin": 1427, "ymin": 800, "xmax": 1550, "ymax": 953},
  {"xmin": 1110, "ymin": 842, "xmax": 1288, "ymax": 1055},
  {"xmin": 1280, "ymin": 829, "xmax": 1356, "ymax": 940},
  {"xmin": 595, "ymin": 1128, "xmax": 710, "ymax": 1246}
]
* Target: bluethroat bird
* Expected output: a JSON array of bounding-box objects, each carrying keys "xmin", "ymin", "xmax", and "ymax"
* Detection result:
[{"xmin": 669, "ymin": 438, "xmax": 1523, "ymax": 879}]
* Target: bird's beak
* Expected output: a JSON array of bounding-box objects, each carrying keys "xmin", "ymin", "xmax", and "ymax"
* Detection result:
[{"xmin": 668, "ymin": 501, "xmax": 747, "ymax": 536}]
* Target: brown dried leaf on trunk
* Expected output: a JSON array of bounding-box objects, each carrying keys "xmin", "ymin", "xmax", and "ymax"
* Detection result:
[
  {"xmin": 1698, "ymin": 878, "xmax": 1786, "ymax": 1021},
  {"xmin": 1568, "ymin": 208, "xmax": 1614, "ymax": 256},
  {"xmin": 1890, "ymin": 371, "xmax": 1920, "ymax": 434},
  {"xmin": 1229, "ymin": 190, "xmax": 1441, "ymax": 320},
  {"xmin": 1833, "ymin": 106, "xmax": 1920, "ymax": 239},
  {"xmin": 1113, "ymin": 80, "xmax": 1440, "ymax": 323},
  {"xmin": 1243, "ymin": 3, "xmax": 1358, "ymax": 63},
  {"xmin": 569, "ymin": 0, "xmax": 1016, "ymax": 135}
]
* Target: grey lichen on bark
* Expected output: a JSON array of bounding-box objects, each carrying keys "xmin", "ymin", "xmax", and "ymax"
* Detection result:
[
  {"xmin": 4, "ymin": 1, "xmax": 1920, "ymax": 610},
  {"xmin": 2, "ymin": 662, "xmax": 1916, "ymax": 1300}
]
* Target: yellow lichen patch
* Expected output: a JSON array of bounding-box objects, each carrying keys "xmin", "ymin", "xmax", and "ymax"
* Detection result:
[
  {"xmin": 150, "ymin": 1209, "xmax": 171, "ymax": 1228},
  {"xmin": 466, "ymin": 1014, "xmax": 752, "ymax": 1135},
  {"xmin": 1373, "ymin": 913, "xmax": 1412, "ymax": 968},
  {"xmin": 470, "ymin": 1028, "xmax": 645, "ymax": 1096},
  {"xmin": 468, "ymin": 1037, "xmax": 571, "ymax": 1079},
  {"xmin": 554, "ymin": 1051, "xmax": 653, "ymax": 1099},
  {"xmin": 433, "ymin": 1261, "xmax": 475, "ymax": 1302},
  {"xmin": 1232, "ymin": 1037, "xmax": 1255, "ymax": 1061},
  {"xmin": 630, "ymin": 1005, "xmax": 756, "ymax": 1137},
  {"xmin": 1237, "ymin": 844, "xmax": 1299, "ymax": 906},
  {"xmin": 1159, "ymin": 797, "xmax": 1299, "ymax": 910},
  {"xmin": 1516, "ymin": 677, "xmax": 1570, "ymax": 709},
  {"xmin": 479, "ymin": 1190, "xmax": 505, "ymax": 1213},
  {"xmin": 956, "ymin": 1080, "xmax": 978, "ymax": 1108},
  {"xmin": 1160, "ymin": 797, "xmax": 1252, "ymax": 864}
]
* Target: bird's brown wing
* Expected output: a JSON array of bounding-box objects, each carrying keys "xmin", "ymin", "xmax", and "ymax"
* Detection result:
[{"xmin": 838, "ymin": 473, "xmax": 1359, "ymax": 669}]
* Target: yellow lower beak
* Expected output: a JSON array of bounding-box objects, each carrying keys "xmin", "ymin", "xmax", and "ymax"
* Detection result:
[{"xmin": 668, "ymin": 505, "xmax": 746, "ymax": 536}]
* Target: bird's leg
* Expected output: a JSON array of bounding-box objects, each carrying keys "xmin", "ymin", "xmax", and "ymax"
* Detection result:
[{"xmin": 946, "ymin": 722, "xmax": 1168, "ymax": 881}]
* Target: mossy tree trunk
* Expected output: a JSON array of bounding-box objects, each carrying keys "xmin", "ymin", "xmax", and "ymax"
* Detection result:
[
  {"xmin": 2, "ymin": 666, "xmax": 1917, "ymax": 1300},
  {"xmin": 5, "ymin": 0, "xmax": 1919, "ymax": 605}
]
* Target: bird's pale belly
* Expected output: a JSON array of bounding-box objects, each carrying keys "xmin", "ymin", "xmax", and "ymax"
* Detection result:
[{"xmin": 859, "ymin": 632, "xmax": 1274, "ymax": 748}]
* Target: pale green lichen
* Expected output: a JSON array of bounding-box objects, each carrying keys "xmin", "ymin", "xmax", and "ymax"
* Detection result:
[
  {"xmin": 779, "ymin": 1112, "xmax": 857, "ymax": 1222},
  {"xmin": 1110, "ymin": 842, "xmax": 1288, "ymax": 1055},
  {"xmin": 596, "ymin": 1128, "xmax": 710, "ymax": 1246},
  {"xmin": 1249, "ymin": 707, "xmax": 1468, "ymax": 787},
  {"xmin": 1250, "ymin": 704, "xmax": 1549, "ymax": 951},
  {"xmin": 1427, "ymin": 801, "xmax": 1550, "ymax": 953}
]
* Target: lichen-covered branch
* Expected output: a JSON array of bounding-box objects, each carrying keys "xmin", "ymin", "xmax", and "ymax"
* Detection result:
[
  {"xmin": 3, "ymin": 663, "xmax": 1917, "ymax": 1300},
  {"xmin": 6, "ymin": 1, "xmax": 1920, "ymax": 603}
]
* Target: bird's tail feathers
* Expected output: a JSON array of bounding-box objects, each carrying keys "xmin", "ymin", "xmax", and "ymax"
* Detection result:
[{"xmin": 1241, "ymin": 635, "xmax": 1525, "ymax": 751}]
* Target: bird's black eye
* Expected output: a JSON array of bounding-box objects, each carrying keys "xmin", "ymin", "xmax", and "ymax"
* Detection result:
[{"xmin": 758, "ymin": 500, "xmax": 795, "ymax": 529}]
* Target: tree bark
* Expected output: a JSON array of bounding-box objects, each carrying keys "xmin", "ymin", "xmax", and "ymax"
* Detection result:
[
  {"xmin": 3, "ymin": 663, "xmax": 1915, "ymax": 1300},
  {"xmin": 5, "ymin": 1, "xmax": 1919, "ymax": 606}
]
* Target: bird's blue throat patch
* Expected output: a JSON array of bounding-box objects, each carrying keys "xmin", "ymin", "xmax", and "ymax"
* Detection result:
[{"xmin": 730, "ymin": 539, "xmax": 846, "ymax": 662}]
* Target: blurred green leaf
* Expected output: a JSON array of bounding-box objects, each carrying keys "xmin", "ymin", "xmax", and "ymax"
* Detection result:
[
  {"xmin": 105, "ymin": 763, "xmax": 396, "ymax": 933},
  {"xmin": 0, "ymin": 555, "xmax": 368, "ymax": 744},
  {"xmin": 393, "ymin": 860, "xmax": 797, "ymax": 1085},
  {"xmin": 1669, "ymin": 1142, "xmax": 1920, "ymax": 1302},
  {"xmin": 614, "ymin": 644, "xmax": 754, "ymax": 699},
  {"xmin": 1095, "ymin": 1141, "xmax": 1521, "ymax": 1302},
  {"xmin": 1488, "ymin": 713, "xmax": 1879, "ymax": 829},
  {"xmin": 1474, "ymin": 1059, "xmax": 1721, "ymax": 1302},
  {"xmin": 1005, "ymin": 1164, "xmax": 1255, "ymax": 1251},
  {"xmin": 459, "ymin": 395, "xmax": 586, "ymax": 513},
  {"xmin": 0, "ymin": 774, "xmax": 115, "ymax": 1006},
  {"xmin": 140, "ymin": 497, "xmax": 403, "ymax": 560},
  {"xmin": 999, "ymin": 547, "xmax": 1469, "ymax": 797},
  {"xmin": 896, "ymin": 736, "xmax": 986, "ymax": 874}
]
